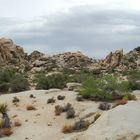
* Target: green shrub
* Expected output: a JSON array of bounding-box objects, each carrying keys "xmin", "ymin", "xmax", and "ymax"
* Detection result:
[
  {"xmin": 122, "ymin": 93, "xmax": 137, "ymax": 101},
  {"xmin": 36, "ymin": 73, "xmax": 66, "ymax": 90},
  {"xmin": 10, "ymin": 74, "xmax": 29, "ymax": 93},
  {"xmin": 127, "ymin": 70, "xmax": 140, "ymax": 90},
  {"xmin": 0, "ymin": 83, "xmax": 10, "ymax": 92},
  {"xmin": 0, "ymin": 69, "xmax": 15, "ymax": 83},
  {"xmin": 0, "ymin": 69, "xmax": 29, "ymax": 93},
  {"xmin": 80, "ymin": 75, "xmax": 132, "ymax": 101}
]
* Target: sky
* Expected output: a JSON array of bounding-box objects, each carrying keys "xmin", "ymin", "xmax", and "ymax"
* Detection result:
[{"xmin": 0, "ymin": 0, "xmax": 140, "ymax": 58}]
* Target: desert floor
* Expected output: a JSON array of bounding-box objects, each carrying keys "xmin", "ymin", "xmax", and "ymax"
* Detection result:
[{"xmin": 0, "ymin": 89, "xmax": 101, "ymax": 140}]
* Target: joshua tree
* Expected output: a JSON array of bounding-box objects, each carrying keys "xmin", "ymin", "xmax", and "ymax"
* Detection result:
[{"xmin": 0, "ymin": 104, "xmax": 11, "ymax": 128}]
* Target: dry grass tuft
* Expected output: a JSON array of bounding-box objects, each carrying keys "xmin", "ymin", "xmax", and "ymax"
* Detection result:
[
  {"xmin": 26, "ymin": 105, "xmax": 36, "ymax": 111},
  {"xmin": 55, "ymin": 105, "xmax": 63, "ymax": 116},
  {"xmin": 1, "ymin": 128, "xmax": 13, "ymax": 136},
  {"xmin": 62, "ymin": 125, "xmax": 73, "ymax": 133},
  {"xmin": 14, "ymin": 120, "xmax": 22, "ymax": 127}
]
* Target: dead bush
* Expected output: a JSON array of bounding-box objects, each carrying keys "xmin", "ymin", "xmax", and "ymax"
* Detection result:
[
  {"xmin": 26, "ymin": 105, "xmax": 36, "ymax": 111},
  {"xmin": 47, "ymin": 97, "xmax": 55, "ymax": 104},
  {"xmin": 66, "ymin": 108, "xmax": 75, "ymax": 119},
  {"xmin": 98, "ymin": 102, "xmax": 111, "ymax": 111},
  {"xmin": 12, "ymin": 97, "xmax": 20, "ymax": 103},
  {"xmin": 73, "ymin": 119, "xmax": 90, "ymax": 132},
  {"xmin": 57, "ymin": 95, "xmax": 65, "ymax": 100},
  {"xmin": 62, "ymin": 125, "xmax": 73, "ymax": 133},
  {"xmin": 14, "ymin": 120, "xmax": 22, "ymax": 127},
  {"xmin": 1, "ymin": 128, "xmax": 13, "ymax": 136},
  {"xmin": 55, "ymin": 105, "xmax": 63, "ymax": 116}
]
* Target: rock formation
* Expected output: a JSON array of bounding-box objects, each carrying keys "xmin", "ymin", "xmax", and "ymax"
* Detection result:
[
  {"xmin": 65, "ymin": 101, "xmax": 140, "ymax": 140},
  {"xmin": 0, "ymin": 38, "xmax": 29, "ymax": 72},
  {"xmin": 30, "ymin": 51, "xmax": 95, "ymax": 73},
  {"xmin": 100, "ymin": 47, "xmax": 140, "ymax": 72},
  {"xmin": 0, "ymin": 38, "xmax": 139, "ymax": 73}
]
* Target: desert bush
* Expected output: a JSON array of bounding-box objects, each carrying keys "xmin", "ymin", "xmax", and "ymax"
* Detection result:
[
  {"xmin": 0, "ymin": 83, "xmax": 9, "ymax": 92},
  {"xmin": 47, "ymin": 97, "xmax": 55, "ymax": 104},
  {"xmin": 62, "ymin": 125, "xmax": 73, "ymax": 133},
  {"xmin": 29, "ymin": 94, "xmax": 36, "ymax": 98},
  {"xmin": 126, "ymin": 70, "xmax": 140, "ymax": 90},
  {"xmin": 66, "ymin": 108, "xmax": 75, "ymax": 119},
  {"xmin": 0, "ymin": 69, "xmax": 15, "ymax": 92},
  {"xmin": 0, "ymin": 69, "xmax": 29, "ymax": 93},
  {"xmin": 10, "ymin": 74, "xmax": 29, "ymax": 93},
  {"xmin": 57, "ymin": 95, "xmax": 65, "ymax": 100},
  {"xmin": 122, "ymin": 93, "xmax": 137, "ymax": 101},
  {"xmin": 26, "ymin": 105, "xmax": 36, "ymax": 111},
  {"xmin": 80, "ymin": 75, "xmax": 132, "ymax": 101},
  {"xmin": 0, "ymin": 69, "xmax": 15, "ymax": 83},
  {"xmin": 62, "ymin": 103, "xmax": 72, "ymax": 112},
  {"xmin": 55, "ymin": 105, "xmax": 63, "ymax": 116},
  {"xmin": 98, "ymin": 102, "xmax": 111, "ymax": 111},
  {"xmin": 1, "ymin": 128, "xmax": 13, "ymax": 136},
  {"xmin": 35, "ymin": 73, "xmax": 66, "ymax": 90},
  {"xmin": 73, "ymin": 120, "xmax": 90, "ymax": 132},
  {"xmin": 12, "ymin": 97, "xmax": 20, "ymax": 103},
  {"xmin": 14, "ymin": 120, "xmax": 22, "ymax": 127}
]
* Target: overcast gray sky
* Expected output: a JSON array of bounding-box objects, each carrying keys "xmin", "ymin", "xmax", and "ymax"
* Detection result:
[{"xmin": 0, "ymin": 0, "xmax": 140, "ymax": 58}]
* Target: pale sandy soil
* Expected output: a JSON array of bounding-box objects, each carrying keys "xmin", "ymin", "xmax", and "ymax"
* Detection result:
[{"xmin": 0, "ymin": 90, "xmax": 100, "ymax": 140}]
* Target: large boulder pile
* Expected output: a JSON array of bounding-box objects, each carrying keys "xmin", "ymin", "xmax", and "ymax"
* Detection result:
[
  {"xmin": 30, "ymin": 51, "xmax": 95, "ymax": 73},
  {"xmin": 0, "ymin": 38, "xmax": 139, "ymax": 73},
  {"xmin": 100, "ymin": 47, "xmax": 140, "ymax": 72},
  {"xmin": 0, "ymin": 38, "xmax": 29, "ymax": 71}
]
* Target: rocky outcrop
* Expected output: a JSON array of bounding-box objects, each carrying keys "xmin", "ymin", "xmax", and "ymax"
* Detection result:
[
  {"xmin": 0, "ymin": 38, "xmax": 139, "ymax": 73},
  {"xmin": 103, "ymin": 49, "xmax": 124, "ymax": 68},
  {"xmin": 30, "ymin": 51, "xmax": 95, "ymax": 73},
  {"xmin": 0, "ymin": 38, "xmax": 27, "ymax": 65},
  {"xmin": 66, "ymin": 101, "xmax": 140, "ymax": 140},
  {"xmin": 100, "ymin": 47, "xmax": 140, "ymax": 72},
  {"xmin": 28, "ymin": 50, "xmax": 44, "ymax": 63},
  {"xmin": 0, "ymin": 38, "xmax": 29, "ymax": 71}
]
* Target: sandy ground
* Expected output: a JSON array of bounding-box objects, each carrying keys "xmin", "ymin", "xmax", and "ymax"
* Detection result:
[{"xmin": 0, "ymin": 89, "xmax": 100, "ymax": 140}]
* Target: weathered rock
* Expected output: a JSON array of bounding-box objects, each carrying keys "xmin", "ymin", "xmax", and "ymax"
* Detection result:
[
  {"xmin": 30, "ymin": 51, "xmax": 95, "ymax": 73},
  {"xmin": 0, "ymin": 38, "xmax": 29, "ymax": 71},
  {"xmin": 68, "ymin": 101, "xmax": 140, "ymax": 140},
  {"xmin": 0, "ymin": 38, "xmax": 139, "ymax": 73},
  {"xmin": 99, "ymin": 47, "xmax": 140, "ymax": 72},
  {"xmin": 28, "ymin": 50, "xmax": 44, "ymax": 62}
]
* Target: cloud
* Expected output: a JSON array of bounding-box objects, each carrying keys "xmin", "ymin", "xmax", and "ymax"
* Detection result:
[{"xmin": 0, "ymin": 5, "xmax": 140, "ymax": 58}]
